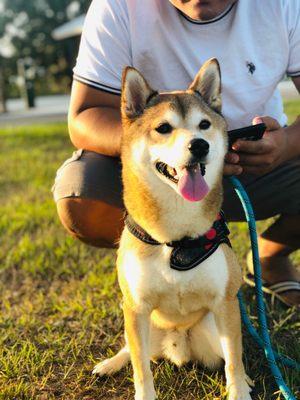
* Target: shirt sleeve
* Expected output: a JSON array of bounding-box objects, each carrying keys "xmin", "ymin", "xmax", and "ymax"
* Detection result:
[
  {"xmin": 285, "ymin": 0, "xmax": 300, "ymax": 77},
  {"xmin": 73, "ymin": 0, "xmax": 131, "ymax": 95}
]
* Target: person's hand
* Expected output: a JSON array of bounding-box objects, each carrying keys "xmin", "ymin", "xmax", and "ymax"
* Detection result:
[
  {"xmin": 233, "ymin": 116, "xmax": 289, "ymax": 175},
  {"xmin": 225, "ymin": 116, "xmax": 290, "ymax": 176},
  {"xmin": 223, "ymin": 151, "xmax": 243, "ymax": 176}
]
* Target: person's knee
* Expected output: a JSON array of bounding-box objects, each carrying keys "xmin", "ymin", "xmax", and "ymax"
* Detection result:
[{"xmin": 57, "ymin": 197, "xmax": 124, "ymax": 248}]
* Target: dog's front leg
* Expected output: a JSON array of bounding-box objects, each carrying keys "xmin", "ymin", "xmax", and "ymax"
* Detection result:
[
  {"xmin": 123, "ymin": 302, "xmax": 156, "ymax": 400},
  {"xmin": 214, "ymin": 298, "xmax": 252, "ymax": 400}
]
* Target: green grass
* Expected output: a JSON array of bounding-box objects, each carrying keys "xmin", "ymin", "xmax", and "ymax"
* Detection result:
[
  {"xmin": 0, "ymin": 101, "xmax": 299, "ymax": 399},
  {"xmin": 284, "ymin": 99, "xmax": 300, "ymax": 123}
]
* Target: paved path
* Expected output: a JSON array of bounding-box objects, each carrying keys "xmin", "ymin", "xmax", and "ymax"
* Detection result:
[
  {"xmin": 0, "ymin": 95, "xmax": 69, "ymax": 127},
  {"xmin": 0, "ymin": 82, "xmax": 298, "ymax": 127}
]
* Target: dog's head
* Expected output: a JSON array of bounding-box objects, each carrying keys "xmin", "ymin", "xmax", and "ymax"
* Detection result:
[{"xmin": 121, "ymin": 58, "xmax": 227, "ymax": 203}]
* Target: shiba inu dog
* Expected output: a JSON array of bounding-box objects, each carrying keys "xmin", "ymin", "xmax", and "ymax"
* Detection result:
[{"xmin": 93, "ymin": 59, "xmax": 253, "ymax": 400}]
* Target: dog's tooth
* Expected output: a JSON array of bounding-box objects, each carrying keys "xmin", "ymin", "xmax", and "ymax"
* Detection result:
[
  {"xmin": 166, "ymin": 165, "xmax": 176, "ymax": 177},
  {"xmin": 193, "ymin": 164, "xmax": 200, "ymax": 172}
]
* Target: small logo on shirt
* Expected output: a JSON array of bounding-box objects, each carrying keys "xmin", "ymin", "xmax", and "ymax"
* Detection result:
[{"xmin": 246, "ymin": 61, "xmax": 256, "ymax": 75}]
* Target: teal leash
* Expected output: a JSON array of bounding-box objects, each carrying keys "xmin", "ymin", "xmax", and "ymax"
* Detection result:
[
  {"xmin": 238, "ymin": 292, "xmax": 300, "ymax": 371},
  {"xmin": 229, "ymin": 176, "xmax": 299, "ymax": 400}
]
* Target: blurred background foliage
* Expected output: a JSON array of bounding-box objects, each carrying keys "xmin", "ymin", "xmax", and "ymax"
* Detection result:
[{"xmin": 0, "ymin": 0, "xmax": 90, "ymax": 98}]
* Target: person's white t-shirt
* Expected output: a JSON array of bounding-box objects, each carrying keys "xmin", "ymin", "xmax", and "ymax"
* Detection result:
[{"xmin": 73, "ymin": 0, "xmax": 300, "ymax": 130}]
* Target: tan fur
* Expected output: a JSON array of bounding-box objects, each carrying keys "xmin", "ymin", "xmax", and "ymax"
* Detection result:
[
  {"xmin": 117, "ymin": 232, "xmax": 161, "ymax": 312},
  {"xmin": 122, "ymin": 303, "xmax": 156, "ymax": 399},
  {"xmin": 93, "ymin": 60, "xmax": 252, "ymax": 400},
  {"xmin": 222, "ymin": 243, "xmax": 244, "ymax": 300},
  {"xmin": 202, "ymin": 178, "xmax": 223, "ymax": 221}
]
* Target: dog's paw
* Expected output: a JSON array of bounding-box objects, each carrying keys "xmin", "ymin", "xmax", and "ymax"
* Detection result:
[
  {"xmin": 134, "ymin": 394, "xmax": 156, "ymax": 400},
  {"xmin": 92, "ymin": 358, "xmax": 120, "ymax": 376},
  {"xmin": 134, "ymin": 382, "xmax": 156, "ymax": 400},
  {"xmin": 227, "ymin": 383, "xmax": 252, "ymax": 400},
  {"xmin": 228, "ymin": 394, "xmax": 252, "ymax": 400},
  {"xmin": 93, "ymin": 348, "xmax": 130, "ymax": 376}
]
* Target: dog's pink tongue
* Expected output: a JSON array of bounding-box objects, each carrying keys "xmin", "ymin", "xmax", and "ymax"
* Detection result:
[{"xmin": 177, "ymin": 166, "xmax": 209, "ymax": 202}]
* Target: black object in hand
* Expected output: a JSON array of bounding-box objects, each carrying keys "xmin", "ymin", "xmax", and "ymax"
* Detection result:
[{"xmin": 228, "ymin": 123, "xmax": 266, "ymax": 148}]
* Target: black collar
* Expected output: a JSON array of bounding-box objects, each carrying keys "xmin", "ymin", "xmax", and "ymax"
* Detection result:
[
  {"xmin": 176, "ymin": 2, "xmax": 236, "ymax": 25},
  {"xmin": 125, "ymin": 212, "xmax": 231, "ymax": 271}
]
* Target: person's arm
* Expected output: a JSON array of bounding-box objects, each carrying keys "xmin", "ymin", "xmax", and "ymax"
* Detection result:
[
  {"xmin": 68, "ymin": 81, "xmax": 122, "ymax": 157},
  {"xmin": 67, "ymin": 0, "xmax": 131, "ymax": 157}
]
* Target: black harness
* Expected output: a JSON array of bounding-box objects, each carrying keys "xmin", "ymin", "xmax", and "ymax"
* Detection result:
[{"xmin": 125, "ymin": 212, "xmax": 231, "ymax": 271}]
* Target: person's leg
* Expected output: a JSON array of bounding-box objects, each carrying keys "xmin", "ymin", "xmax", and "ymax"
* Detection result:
[
  {"xmin": 52, "ymin": 150, "xmax": 124, "ymax": 248},
  {"xmin": 223, "ymin": 157, "xmax": 300, "ymax": 307},
  {"xmin": 257, "ymin": 215, "xmax": 300, "ymax": 306},
  {"xmin": 57, "ymin": 198, "xmax": 124, "ymax": 248}
]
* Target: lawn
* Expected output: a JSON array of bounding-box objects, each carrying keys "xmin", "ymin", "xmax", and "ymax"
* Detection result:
[{"xmin": 0, "ymin": 100, "xmax": 299, "ymax": 400}]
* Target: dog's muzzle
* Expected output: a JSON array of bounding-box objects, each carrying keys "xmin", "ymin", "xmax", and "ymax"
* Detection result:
[{"xmin": 188, "ymin": 138, "xmax": 209, "ymax": 160}]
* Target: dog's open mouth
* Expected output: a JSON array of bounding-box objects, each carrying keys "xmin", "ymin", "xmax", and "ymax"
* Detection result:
[
  {"xmin": 155, "ymin": 162, "xmax": 206, "ymax": 183},
  {"xmin": 155, "ymin": 162, "xmax": 209, "ymax": 202}
]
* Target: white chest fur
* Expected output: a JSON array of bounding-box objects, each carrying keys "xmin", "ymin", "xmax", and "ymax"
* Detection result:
[{"xmin": 118, "ymin": 236, "xmax": 229, "ymax": 316}]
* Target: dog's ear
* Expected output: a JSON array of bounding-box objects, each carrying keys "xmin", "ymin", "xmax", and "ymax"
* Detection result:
[
  {"xmin": 121, "ymin": 67, "xmax": 156, "ymax": 119},
  {"xmin": 189, "ymin": 58, "xmax": 222, "ymax": 113}
]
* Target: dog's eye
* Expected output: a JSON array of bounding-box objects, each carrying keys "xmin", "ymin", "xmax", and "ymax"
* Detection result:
[
  {"xmin": 199, "ymin": 120, "xmax": 211, "ymax": 130},
  {"xmin": 155, "ymin": 123, "xmax": 173, "ymax": 134}
]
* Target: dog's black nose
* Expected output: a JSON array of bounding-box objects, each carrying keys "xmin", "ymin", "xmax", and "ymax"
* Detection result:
[{"xmin": 188, "ymin": 139, "xmax": 209, "ymax": 159}]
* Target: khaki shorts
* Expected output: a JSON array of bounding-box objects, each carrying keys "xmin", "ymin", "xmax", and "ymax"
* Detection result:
[{"xmin": 52, "ymin": 149, "xmax": 300, "ymax": 222}]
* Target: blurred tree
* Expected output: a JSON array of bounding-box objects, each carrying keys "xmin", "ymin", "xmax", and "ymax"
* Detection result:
[
  {"xmin": 0, "ymin": 66, "xmax": 7, "ymax": 113},
  {"xmin": 0, "ymin": 5, "xmax": 10, "ymax": 111},
  {"xmin": 0, "ymin": 0, "xmax": 91, "ymax": 98}
]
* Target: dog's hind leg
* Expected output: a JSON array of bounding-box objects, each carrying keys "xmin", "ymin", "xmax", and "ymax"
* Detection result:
[
  {"xmin": 149, "ymin": 324, "xmax": 164, "ymax": 362},
  {"xmin": 92, "ymin": 324, "xmax": 164, "ymax": 377},
  {"xmin": 190, "ymin": 312, "xmax": 223, "ymax": 369},
  {"xmin": 162, "ymin": 328, "xmax": 191, "ymax": 366},
  {"xmin": 92, "ymin": 346, "xmax": 130, "ymax": 376}
]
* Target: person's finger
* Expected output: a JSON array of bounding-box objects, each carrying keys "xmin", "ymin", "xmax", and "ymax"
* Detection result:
[
  {"xmin": 223, "ymin": 163, "xmax": 243, "ymax": 176},
  {"xmin": 252, "ymin": 115, "xmax": 281, "ymax": 131},
  {"xmin": 238, "ymin": 153, "xmax": 272, "ymax": 167},
  {"xmin": 252, "ymin": 116, "xmax": 263, "ymax": 125},
  {"xmin": 241, "ymin": 165, "xmax": 266, "ymax": 176},
  {"xmin": 225, "ymin": 152, "xmax": 239, "ymax": 164},
  {"xmin": 232, "ymin": 138, "xmax": 272, "ymax": 154}
]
